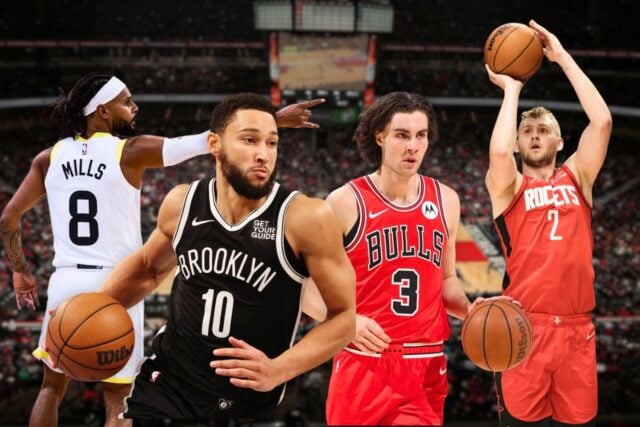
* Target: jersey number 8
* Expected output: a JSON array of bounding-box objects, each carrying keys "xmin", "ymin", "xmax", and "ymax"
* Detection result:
[{"xmin": 68, "ymin": 191, "xmax": 99, "ymax": 246}]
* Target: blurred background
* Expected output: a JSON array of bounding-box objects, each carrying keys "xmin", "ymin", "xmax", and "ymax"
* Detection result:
[{"xmin": 0, "ymin": 0, "xmax": 638, "ymax": 425}]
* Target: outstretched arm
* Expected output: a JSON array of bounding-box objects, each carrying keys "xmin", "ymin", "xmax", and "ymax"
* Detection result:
[
  {"xmin": 98, "ymin": 185, "xmax": 186, "ymax": 308},
  {"xmin": 530, "ymin": 20, "xmax": 612, "ymax": 199},
  {"xmin": 0, "ymin": 149, "xmax": 50, "ymax": 310},
  {"xmin": 120, "ymin": 99, "xmax": 326, "ymax": 186}
]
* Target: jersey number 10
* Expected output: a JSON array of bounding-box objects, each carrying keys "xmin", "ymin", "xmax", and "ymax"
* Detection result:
[{"xmin": 201, "ymin": 289, "xmax": 234, "ymax": 338}]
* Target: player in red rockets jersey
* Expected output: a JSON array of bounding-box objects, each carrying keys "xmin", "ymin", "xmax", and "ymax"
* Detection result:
[
  {"xmin": 303, "ymin": 92, "xmax": 491, "ymax": 425},
  {"xmin": 485, "ymin": 20, "xmax": 612, "ymax": 426}
]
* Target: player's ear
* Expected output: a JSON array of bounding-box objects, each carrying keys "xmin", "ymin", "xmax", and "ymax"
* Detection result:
[
  {"xmin": 208, "ymin": 132, "xmax": 221, "ymax": 155},
  {"xmin": 95, "ymin": 104, "xmax": 110, "ymax": 120},
  {"xmin": 556, "ymin": 137, "xmax": 564, "ymax": 152},
  {"xmin": 375, "ymin": 132, "xmax": 384, "ymax": 147},
  {"xmin": 514, "ymin": 138, "xmax": 520, "ymax": 153}
]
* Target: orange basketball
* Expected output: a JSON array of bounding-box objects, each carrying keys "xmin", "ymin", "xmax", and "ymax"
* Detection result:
[
  {"xmin": 461, "ymin": 299, "xmax": 533, "ymax": 372},
  {"xmin": 484, "ymin": 22, "xmax": 544, "ymax": 81},
  {"xmin": 46, "ymin": 292, "xmax": 134, "ymax": 382}
]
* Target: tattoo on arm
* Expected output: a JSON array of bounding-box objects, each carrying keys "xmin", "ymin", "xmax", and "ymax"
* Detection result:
[{"xmin": 1, "ymin": 228, "xmax": 29, "ymax": 273}]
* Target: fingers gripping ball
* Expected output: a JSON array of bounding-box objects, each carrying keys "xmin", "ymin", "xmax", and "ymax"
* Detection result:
[
  {"xmin": 484, "ymin": 22, "xmax": 544, "ymax": 81},
  {"xmin": 461, "ymin": 299, "xmax": 533, "ymax": 372},
  {"xmin": 46, "ymin": 292, "xmax": 134, "ymax": 381}
]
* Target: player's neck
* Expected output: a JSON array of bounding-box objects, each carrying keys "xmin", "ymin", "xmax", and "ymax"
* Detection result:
[
  {"xmin": 522, "ymin": 163, "xmax": 557, "ymax": 182},
  {"xmin": 213, "ymin": 178, "xmax": 269, "ymax": 225},
  {"xmin": 83, "ymin": 121, "xmax": 112, "ymax": 139},
  {"xmin": 370, "ymin": 169, "xmax": 420, "ymax": 206}
]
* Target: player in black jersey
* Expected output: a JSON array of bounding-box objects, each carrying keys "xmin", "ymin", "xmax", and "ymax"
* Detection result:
[{"xmin": 99, "ymin": 93, "xmax": 356, "ymax": 421}]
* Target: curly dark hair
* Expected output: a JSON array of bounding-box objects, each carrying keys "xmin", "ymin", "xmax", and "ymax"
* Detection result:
[
  {"xmin": 47, "ymin": 72, "xmax": 112, "ymax": 139},
  {"xmin": 353, "ymin": 92, "xmax": 438, "ymax": 165},
  {"xmin": 209, "ymin": 93, "xmax": 277, "ymax": 134}
]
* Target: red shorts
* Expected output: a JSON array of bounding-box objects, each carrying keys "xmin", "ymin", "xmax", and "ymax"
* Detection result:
[
  {"xmin": 495, "ymin": 313, "xmax": 597, "ymax": 424},
  {"xmin": 326, "ymin": 343, "xmax": 448, "ymax": 425}
]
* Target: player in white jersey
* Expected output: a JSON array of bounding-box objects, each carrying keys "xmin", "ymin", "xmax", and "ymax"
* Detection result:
[{"xmin": 0, "ymin": 72, "xmax": 324, "ymax": 427}]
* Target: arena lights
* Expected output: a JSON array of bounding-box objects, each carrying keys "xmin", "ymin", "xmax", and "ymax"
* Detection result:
[{"xmin": 254, "ymin": 0, "xmax": 394, "ymax": 33}]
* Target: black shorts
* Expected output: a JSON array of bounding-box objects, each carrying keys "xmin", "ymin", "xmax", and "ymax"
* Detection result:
[{"xmin": 123, "ymin": 356, "xmax": 276, "ymax": 421}]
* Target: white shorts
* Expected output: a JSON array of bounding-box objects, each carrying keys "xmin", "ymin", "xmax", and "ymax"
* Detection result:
[{"xmin": 33, "ymin": 267, "xmax": 144, "ymax": 384}]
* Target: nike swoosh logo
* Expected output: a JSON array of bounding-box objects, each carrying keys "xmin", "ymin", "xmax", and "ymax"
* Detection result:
[
  {"xmin": 439, "ymin": 367, "xmax": 447, "ymax": 375},
  {"xmin": 586, "ymin": 331, "xmax": 596, "ymax": 340},
  {"xmin": 192, "ymin": 217, "xmax": 216, "ymax": 227},
  {"xmin": 368, "ymin": 209, "xmax": 388, "ymax": 219}
]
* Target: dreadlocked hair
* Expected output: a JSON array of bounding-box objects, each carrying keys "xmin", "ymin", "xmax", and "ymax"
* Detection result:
[{"xmin": 47, "ymin": 72, "xmax": 111, "ymax": 139}]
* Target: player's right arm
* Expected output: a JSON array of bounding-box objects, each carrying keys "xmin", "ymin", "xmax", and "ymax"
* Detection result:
[
  {"xmin": 484, "ymin": 66, "xmax": 524, "ymax": 216},
  {"xmin": 98, "ymin": 184, "xmax": 187, "ymax": 308},
  {"xmin": 0, "ymin": 149, "xmax": 50, "ymax": 309},
  {"xmin": 119, "ymin": 99, "xmax": 327, "ymax": 187}
]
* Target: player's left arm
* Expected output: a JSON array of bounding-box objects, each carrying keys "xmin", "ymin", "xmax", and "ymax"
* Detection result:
[
  {"xmin": 211, "ymin": 196, "xmax": 356, "ymax": 392},
  {"xmin": 439, "ymin": 184, "xmax": 471, "ymax": 320},
  {"xmin": 531, "ymin": 20, "xmax": 612, "ymax": 198}
]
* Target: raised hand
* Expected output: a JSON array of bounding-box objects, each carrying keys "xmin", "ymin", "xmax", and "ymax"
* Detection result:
[
  {"xmin": 485, "ymin": 64, "xmax": 524, "ymax": 90},
  {"xmin": 529, "ymin": 20, "xmax": 566, "ymax": 63},
  {"xmin": 275, "ymin": 98, "xmax": 325, "ymax": 129},
  {"xmin": 210, "ymin": 336, "xmax": 284, "ymax": 392}
]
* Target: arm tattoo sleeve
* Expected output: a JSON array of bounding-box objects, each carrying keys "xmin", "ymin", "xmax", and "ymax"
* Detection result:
[{"xmin": 1, "ymin": 228, "xmax": 29, "ymax": 273}]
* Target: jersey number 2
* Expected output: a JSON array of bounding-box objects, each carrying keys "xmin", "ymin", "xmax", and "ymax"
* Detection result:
[
  {"xmin": 68, "ymin": 191, "xmax": 98, "ymax": 245},
  {"xmin": 547, "ymin": 209, "xmax": 563, "ymax": 241},
  {"xmin": 201, "ymin": 289, "xmax": 234, "ymax": 338},
  {"xmin": 391, "ymin": 269, "xmax": 419, "ymax": 316}
]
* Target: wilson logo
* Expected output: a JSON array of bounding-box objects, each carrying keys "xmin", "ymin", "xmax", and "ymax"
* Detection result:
[{"xmin": 96, "ymin": 346, "xmax": 132, "ymax": 365}]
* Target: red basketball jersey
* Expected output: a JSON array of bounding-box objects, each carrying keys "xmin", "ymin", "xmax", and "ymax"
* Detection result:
[
  {"xmin": 345, "ymin": 175, "xmax": 451, "ymax": 343},
  {"xmin": 494, "ymin": 165, "xmax": 595, "ymax": 314}
]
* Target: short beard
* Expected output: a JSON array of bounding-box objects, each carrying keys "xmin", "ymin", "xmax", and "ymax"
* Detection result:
[
  {"xmin": 520, "ymin": 150, "xmax": 556, "ymax": 169},
  {"xmin": 219, "ymin": 151, "xmax": 276, "ymax": 200},
  {"xmin": 112, "ymin": 117, "xmax": 136, "ymax": 136}
]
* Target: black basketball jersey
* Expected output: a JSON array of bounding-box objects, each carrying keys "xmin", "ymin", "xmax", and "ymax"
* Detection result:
[{"xmin": 153, "ymin": 178, "xmax": 308, "ymax": 410}]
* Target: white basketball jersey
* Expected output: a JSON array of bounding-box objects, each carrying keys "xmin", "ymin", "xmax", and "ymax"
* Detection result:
[{"xmin": 44, "ymin": 132, "xmax": 142, "ymax": 268}]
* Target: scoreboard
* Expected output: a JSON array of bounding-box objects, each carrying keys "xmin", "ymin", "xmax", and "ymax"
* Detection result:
[{"xmin": 280, "ymin": 89, "xmax": 364, "ymax": 108}]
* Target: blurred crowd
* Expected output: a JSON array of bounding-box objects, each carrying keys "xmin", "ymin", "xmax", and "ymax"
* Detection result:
[{"xmin": 0, "ymin": 104, "xmax": 638, "ymax": 422}]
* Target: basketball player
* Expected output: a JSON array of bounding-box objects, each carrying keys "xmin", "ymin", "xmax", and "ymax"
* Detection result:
[
  {"xmin": 98, "ymin": 93, "xmax": 356, "ymax": 421},
  {"xmin": 302, "ymin": 91, "xmax": 479, "ymax": 425},
  {"xmin": 485, "ymin": 20, "xmax": 612, "ymax": 426},
  {"xmin": 0, "ymin": 73, "xmax": 323, "ymax": 427}
]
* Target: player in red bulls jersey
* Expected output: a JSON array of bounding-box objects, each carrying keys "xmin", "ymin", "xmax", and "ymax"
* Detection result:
[
  {"xmin": 485, "ymin": 21, "xmax": 612, "ymax": 426},
  {"xmin": 303, "ymin": 91, "xmax": 485, "ymax": 425}
]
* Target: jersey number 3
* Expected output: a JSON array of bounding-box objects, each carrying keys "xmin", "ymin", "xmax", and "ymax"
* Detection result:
[
  {"xmin": 68, "ymin": 191, "xmax": 99, "ymax": 245},
  {"xmin": 391, "ymin": 269, "xmax": 419, "ymax": 316}
]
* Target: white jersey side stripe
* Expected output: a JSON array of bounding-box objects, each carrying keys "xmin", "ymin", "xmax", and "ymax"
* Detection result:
[
  {"xmin": 275, "ymin": 191, "xmax": 305, "ymax": 284},
  {"xmin": 172, "ymin": 180, "xmax": 201, "ymax": 249}
]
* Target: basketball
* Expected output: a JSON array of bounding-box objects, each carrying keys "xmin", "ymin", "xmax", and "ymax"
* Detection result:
[
  {"xmin": 46, "ymin": 292, "xmax": 134, "ymax": 382},
  {"xmin": 461, "ymin": 299, "xmax": 533, "ymax": 372},
  {"xmin": 484, "ymin": 22, "xmax": 544, "ymax": 81}
]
